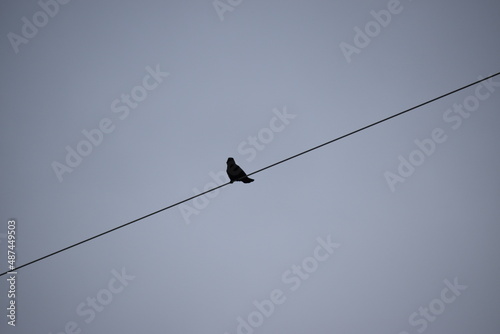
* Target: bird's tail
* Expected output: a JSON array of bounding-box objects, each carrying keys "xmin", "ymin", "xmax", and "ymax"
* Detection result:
[{"xmin": 242, "ymin": 177, "xmax": 254, "ymax": 183}]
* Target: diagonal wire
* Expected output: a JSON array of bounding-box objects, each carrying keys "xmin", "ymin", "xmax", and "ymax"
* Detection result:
[
  {"xmin": 1, "ymin": 71, "xmax": 499, "ymax": 277},
  {"xmin": 247, "ymin": 73, "xmax": 500, "ymax": 177}
]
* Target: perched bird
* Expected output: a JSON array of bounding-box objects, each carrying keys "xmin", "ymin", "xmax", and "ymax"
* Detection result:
[{"xmin": 226, "ymin": 157, "xmax": 254, "ymax": 184}]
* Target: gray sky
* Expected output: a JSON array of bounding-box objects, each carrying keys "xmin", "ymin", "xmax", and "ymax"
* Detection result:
[{"xmin": 1, "ymin": 0, "xmax": 499, "ymax": 333}]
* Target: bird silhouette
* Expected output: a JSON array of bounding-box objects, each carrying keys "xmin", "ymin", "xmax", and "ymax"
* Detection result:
[{"xmin": 226, "ymin": 157, "xmax": 254, "ymax": 184}]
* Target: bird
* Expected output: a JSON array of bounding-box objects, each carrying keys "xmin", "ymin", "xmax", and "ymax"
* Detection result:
[{"xmin": 226, "ymin": 157, "xmax": 254, "ymax": 184}]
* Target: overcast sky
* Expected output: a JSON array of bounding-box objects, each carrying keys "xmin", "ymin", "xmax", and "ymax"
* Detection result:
[{"xmin": 1, "ymin": 0, "xmax": 500, "ymax": 333}]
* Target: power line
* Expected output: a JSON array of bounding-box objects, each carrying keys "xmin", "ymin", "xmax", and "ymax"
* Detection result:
[
  {"xmin": 2, "ymin": 71, "xmax": 499, "ymax": 277},
  {"xmin": 247, "ymin": 72, "xmax": 500, "ymax": 178}
]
